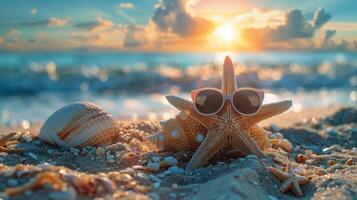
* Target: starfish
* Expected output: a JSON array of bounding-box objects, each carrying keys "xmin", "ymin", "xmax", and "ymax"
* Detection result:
[
  {"xmin": 166, "ymin": 56, "xmax": 292, "ymax": 171},
  {"xmin": 269, "ymin": 162, "xmax": 310, "ymax": 196},
  {"xmin": 0, "ymin": 132, "xmax": 22, "ymax": 154}
]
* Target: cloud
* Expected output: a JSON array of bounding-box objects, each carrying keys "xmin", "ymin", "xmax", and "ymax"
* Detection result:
[
  {"xmin": 0, "ymin": 29, "xmax": 23, "ymax": 50},
  {"xmin": 151, "ymin": 0, "xmax": 216, "ymax": 37},
  {"xmin": 324, "ymin": 22, "xmax": 357, "ymax": 31},
  {"xmin": 21, "ymin": 17, "xmax": 70, "ymax": 27},
  {"xmin": 324, "ymin": 29, "xmax": 336, "ymax": 42},
  {"xmin": 0, "ymin": 37, "xmax": 4, "ymax": 46},
  {"xmin": 312, "ymin": 7, "xmax": 331, "ymax": 29},
  {"xmin": 118, "ymin": 2, "xmax": 135, "ymax": 9},
  {"xmin": 31, "ymin": 8, "xmax": 37, "ymax": 15},
  {"xmin": 240, "ymin": 8, "xmax": 332, "ymax": 50},
  {"xmin": 271, "ymin": 9, "xmax": 315, "ymax": 40},
  {"xmin": 5, "ymin": 29, "xmax": 21, "ymax": 37},
  {"xmin": 74, "ymin": 17, "xmax": 114, "ymax": 31},
  {"xmin": 123, "ymin": 25, "xmax": 145, "ymax": 47}
]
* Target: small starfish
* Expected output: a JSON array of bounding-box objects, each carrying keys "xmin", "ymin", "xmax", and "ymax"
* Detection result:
[
  {"xmin": 269, "ymin": 162, "xmax": 310, "ymax": 196},
  {"xmin": 166, "ymin": 56, "xmax": 292, "ymax": 171},
  {"xmin": 0, "ymin": 132, "xmax": 21, "ymax": 153}
]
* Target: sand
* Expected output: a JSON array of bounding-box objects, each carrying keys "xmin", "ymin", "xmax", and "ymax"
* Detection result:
[{"xmin": 0, "ymin": 106, "xmax": 356, "ymax": 200}]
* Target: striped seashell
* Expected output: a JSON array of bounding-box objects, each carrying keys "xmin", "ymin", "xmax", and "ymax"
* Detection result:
[
  {"xmin": 146, "ymin": 112, "xmax": 208, "ymax": 151},
  {"xmin": 39, "ymin": 102, "xmax": 121, "ymax": 148}
]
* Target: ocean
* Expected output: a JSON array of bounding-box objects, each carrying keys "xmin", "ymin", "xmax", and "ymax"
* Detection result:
[{"xmin": 0, "ymin": 51, "xmax": 356, "ymax": 125}]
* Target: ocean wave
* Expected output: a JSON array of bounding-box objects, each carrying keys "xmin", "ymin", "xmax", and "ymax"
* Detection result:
[{"xmin": 0, "ymin": 62, "xmax": 356, "ymax": 96}]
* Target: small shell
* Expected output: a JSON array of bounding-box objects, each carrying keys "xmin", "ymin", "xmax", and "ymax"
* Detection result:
[
  {"xmin": 39, "ymin": 102, "xmax": 120, "ymax": 148},
  {"xmin": 146, "ymin": 112, "xmax": 207, "ymax": 151}
]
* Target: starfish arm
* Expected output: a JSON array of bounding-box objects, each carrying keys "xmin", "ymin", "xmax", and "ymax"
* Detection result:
[
  {"xmin": 221, "ymin": 56, "xmax": 237, "ymax": 95},
  {"xmin": 166, "ymin": 95, "xmax": 217, "ymax": 129},
  {"xmin": 292, "ymin": 180, "xmax": 304, "ymax": 196},
  {"xmin": 297, "ymin": 175, "xmax": 310, "ymax": 185},
  {"xmin": 243, "ymin": 100, "xmax": 292, "ymax": 126},
  {"xmin": 185, "ymin": 127, "xmax": 227, "ymax": 172},
  {"xmin": 287, "ymin": 162, "xmax": 295, "ymax": 174},
  {"xmin": 279, "ymin": 178, "xmax": 293, "ymax": 193},
  {"xmin": 231, "ymin": 124, "xmax": 266, "ymax": 158},
  {"xmin": 0, "ymin": 132, "xmax": 16, "ymax": 146},
  {"xmin": 248, "ymin": 126, "xmax": 271, "ymax": 150},
  {"xmin": 269, "ymin": 167, "xmax": 290, "ymax": 181}
]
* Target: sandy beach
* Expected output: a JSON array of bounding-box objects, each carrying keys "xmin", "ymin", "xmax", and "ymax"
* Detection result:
[
  {"xmin": 0, "ymin": 105, "xmax": 356, "ymax": 200},
  {"xmin": 1, "ymin": 0, "xmax": 356, "ymax": 199}
]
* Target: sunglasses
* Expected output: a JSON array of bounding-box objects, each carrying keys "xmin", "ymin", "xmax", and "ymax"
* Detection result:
[{"xmin": 191, "ymin": 87, "xmax": 264, "ymax": 116}]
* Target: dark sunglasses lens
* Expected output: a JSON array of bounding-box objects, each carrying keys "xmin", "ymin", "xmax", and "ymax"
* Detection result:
[
  {"xmin": 233, "ymin": 90, "xmax": 260, "ymax": 114},
  {"xmin": 195, "ymin": 90, "xmax": 223, "ymax": 114}
]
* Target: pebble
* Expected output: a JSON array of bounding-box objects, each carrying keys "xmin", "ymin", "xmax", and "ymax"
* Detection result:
[
  {"xmin": 168, "ymin": 166, "xmax": 184, "ymax": 174},
  {"xmin": 24, "ymin": 190, "xmax": 33, "ymax": 196},
  {"xmin": 268, "ymin": 195, "xmax": 278, "ymax": 200},
  {"xmin": 345, "ymin": 158, "xmax": 353, "ymax": 165},
  {"xmin": 106, "ymin": 155, "xmax": 115, "ymax": 160},
  {"xmin": 351, "ymin": 147, "xmax": 357, "ymax": 155},
  {"xmin": 148, "ymin": 175, "xmax": 161, "ymax": 183},
  {"xmin": 157, "ymin": 173, "xmax": 166, "ymax": 178},
  {"xmin": 147, "ymin": 162, "xmax": 160, "ymax": 171},
  {"xmin": 163, "ymin": 156, "xmax": 178, "ymax": 166},
  {"xmin": 309, "ymin": 145, "xmax": 320, "ymax": 153},
  {"xmin": 106, "ymin": 159, "xmax": 115, "ymax": 164},
  {"xmin": 33, "ymin": 140, "xmax": 41, "ymax": 145},
  {"xmin": 293, "ymin": 145, "xmax": 301, "ymax": 152},
  {"xmin": 169, "ymin": 193, "xmax": 177, "ymax": 199},
  {"xmin": 28, "ymin": 153, "xmax": 38, "ymax": 160},
  {"xmin": 7, "ymin": 179, "xmax": 18, "ymax": 186},
  {"xmin": 179, "ymin": 192, "xmax": 187, "ymax": 197},
  {"xmin": 96, "ymin": 147, "xmax": 106, "ymax": 156},
  {"xmin": 119, "ymin": 173, "xmax": 133, "ymax": 182},
  {"xmin": 152, "ymin": 156, "xmax": 161, "ymax": 162},
  {"xmin": 148, "ymin": 192, "xmax": 160, "ymax": 200},
  {"xmin": 152, "ymin": 182, "xmax": 160, "ymax": 189},
  {"xmin": 328, "ymin": 160, "xmax": 336, "ymax": 166},
  {"xmin": 296, "ymin": 154, "xmax": 308, "ymax": 164},
  {"xmin": 47, "ymin": 149, "xmax": 55, "ymax": 155},
  {"xmin": 37, "ymin": 162, "xmax": 52, "ymax": 170},
  {"xmin": 326, "ymin": 127, "xmax": 337, "ymax": 137},
  {"xmin": 49, "ymin": 187, "xmax": 76, "ymax": 200},
  {"xmin": 271, "ymin": 124, "xmax": 280, "ymax": 132},
  {"xmin": 246, "ymin": 154, "xmax": 258, "ymax": 160},
  {"xmin": 323, "ymin": 145, "xmax": 342, "ymax": 154},
  {"xmin": 163, "ymin": 170, "xmax": 172, "ymax": 176},
  {"xmin": 136, "ymin": 172, "xmax": 149, "ymax": 180}
]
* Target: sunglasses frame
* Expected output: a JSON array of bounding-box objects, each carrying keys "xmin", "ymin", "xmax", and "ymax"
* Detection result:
[{"xmin": 191, "ymin": 87, "xmax": 264, "ymax": 116}]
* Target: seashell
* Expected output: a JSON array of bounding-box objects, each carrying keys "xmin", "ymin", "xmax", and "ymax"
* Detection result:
[
  {"xmin": 146, "ymin": 112, "xmax": 207, "ymax": 151},
  {"xmin": 270, "ymin": 138, "xmax": 292, "ymax": 153},
  {"xmin": 39, "ymin": 102, "xmax": 121, "ymax": 148},
  {"xmin": 5, "ymin": 171, "xmax": 65, "ymax": 197},
  {"xmin": 120, "ymin": 152, "xmax": 140, "ymax": 167}
]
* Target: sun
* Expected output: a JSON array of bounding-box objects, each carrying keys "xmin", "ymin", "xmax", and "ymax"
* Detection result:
[{"xmin": 213, "ymin": 24, "xmax": 236, "ymax": 43}]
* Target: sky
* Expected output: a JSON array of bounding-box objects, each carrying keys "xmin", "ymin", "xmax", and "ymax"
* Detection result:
[{"xmin": 0, "ymin": 0, "xmax": 356, "ymax": 52}]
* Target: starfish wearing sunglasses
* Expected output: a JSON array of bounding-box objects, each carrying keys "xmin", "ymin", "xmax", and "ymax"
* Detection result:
[{"xmin": 166, "ymin": 56, "xmax": 292, "ymax": 171}]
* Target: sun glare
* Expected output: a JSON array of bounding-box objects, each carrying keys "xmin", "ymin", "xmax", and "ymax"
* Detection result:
[{"xmin": 213, "ymin": 24, "xmax": 236, "ymax": 43}]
